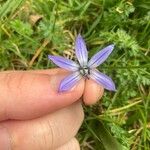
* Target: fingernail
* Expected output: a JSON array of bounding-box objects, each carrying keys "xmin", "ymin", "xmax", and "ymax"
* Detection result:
[
  {"xmin": 49, "ymin": 74, "xmax": 84, "ymax": 93},
  {"xmin": 49, "ymin": 73, "xmax": 69, "ymax": 92},
  {"xmin": 0, "ymin": 126, "xmax": 11, "ymax": 150}
]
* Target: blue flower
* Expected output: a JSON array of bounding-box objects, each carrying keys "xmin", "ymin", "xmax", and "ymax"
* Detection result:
[{"xmin": 48, "ymin": 34, "xmax": 116, "ymax": 92}]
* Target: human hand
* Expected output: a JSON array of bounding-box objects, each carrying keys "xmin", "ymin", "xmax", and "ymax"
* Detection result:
[{"xmin": 0, "ymin": 69, "xmax": 103, "ymax": 150}]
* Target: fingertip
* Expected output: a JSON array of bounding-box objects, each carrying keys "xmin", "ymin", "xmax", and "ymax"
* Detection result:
[
  {"xmin": 35, "ymin": 73, "xmax": 85, "ymax": 116},
  {"xmin": 83, "ymin": 79, "xmax": 104, "ymax": 105},
  {"xmin": 55, "ymin": 78, "xmax": 85, "ymax": 107}
]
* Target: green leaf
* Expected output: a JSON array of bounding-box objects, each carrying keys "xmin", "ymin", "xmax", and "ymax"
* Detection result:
[{"xmin": 86, "ymin": 120, "xmax": 123, "ymax": 150}]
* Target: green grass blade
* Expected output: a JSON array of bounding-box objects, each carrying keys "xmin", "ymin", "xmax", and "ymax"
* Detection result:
[{"xmin": 0, "ymin": 0, "xmax": 25, "ymax": 19}]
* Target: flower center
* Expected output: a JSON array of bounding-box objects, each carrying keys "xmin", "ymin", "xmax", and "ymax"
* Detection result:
[{"xmin": 79, "ymin": 66, "xmax": 90, "ymax": 78}]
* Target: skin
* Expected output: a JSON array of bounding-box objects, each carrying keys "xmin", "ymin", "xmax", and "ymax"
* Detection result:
[{"xmin": 0, "ymin": 69, "xmax": 103, "ymax": 150}]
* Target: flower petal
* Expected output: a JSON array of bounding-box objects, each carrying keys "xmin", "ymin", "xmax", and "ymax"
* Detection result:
[
  {"xmin": 59, "ymin": 72, "xmax": 82, "ymax": 92},
  {"xmin": 48, "ymin": 55, "xmax": 79, "ymax": 71},
  {"xmin": 75, "ymin": 34, "xmax": 88, "ymax": 67},
  {"xmin": 89, "ymin": 69, "xmax": 116, "ymax": 91},
  {"xmin": 88, "ymin": 44, "xmax": 114, "ymax": 68}
]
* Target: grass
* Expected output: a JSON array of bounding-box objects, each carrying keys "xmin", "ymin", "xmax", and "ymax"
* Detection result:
[{"xmin": 0, "ymin": 0, "xmax": 150, "ymax": 149}]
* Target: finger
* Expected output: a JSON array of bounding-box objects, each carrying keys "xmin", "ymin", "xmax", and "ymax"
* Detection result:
[
  {"xmin": 56, "ymin": 138, "xmax": 80, "ymax": 150},
  {"xmin": 0, "ymin": 69, "xmax": 84, "ymax": 120},
  {"xmin": 83, "ymin": 79, "xmax": 104, "ymax": 105},
  {"xmin": 0, "ymin": 101, "xmax": 84, "ymax": 150}
]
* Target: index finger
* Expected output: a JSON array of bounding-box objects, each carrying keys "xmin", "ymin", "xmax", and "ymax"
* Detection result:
[{"xmin": 0, "ymin": 69, "xmax": 84, "ymax": 121}]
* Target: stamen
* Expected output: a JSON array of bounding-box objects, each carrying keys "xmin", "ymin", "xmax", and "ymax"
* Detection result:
[{"xmin": 79, "ymin": 66, "xmax": 90, "ymax": 79}]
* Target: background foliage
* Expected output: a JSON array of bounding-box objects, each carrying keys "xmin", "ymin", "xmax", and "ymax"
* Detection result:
[{"xmin": 0, "ymin": 0, "xmax": 150, "ymax": 149}]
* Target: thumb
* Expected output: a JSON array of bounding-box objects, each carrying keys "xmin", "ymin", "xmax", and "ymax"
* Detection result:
[{"xmin": 0, "ymin": 70, "xmax": 84, "ymax": 121}]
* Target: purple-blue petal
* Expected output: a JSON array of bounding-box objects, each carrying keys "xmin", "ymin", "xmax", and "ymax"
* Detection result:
[
  {"xmin": 48, "ymin": 55, "xmax": 79, "ymax": 71},
  {"xmin": 59, "ymin": 72, "xmax": 82, "ymax": 92},
  {"xmin": 75, "ymin": 34, "xmax": 88, "ymax": 67},
  {"xmin": 88, "ymin": 44, "xmax": 114, "ymax": 68},
  {"xmin": 89, "ymin": 69, "xmax": 116, "ymax": 91}
]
